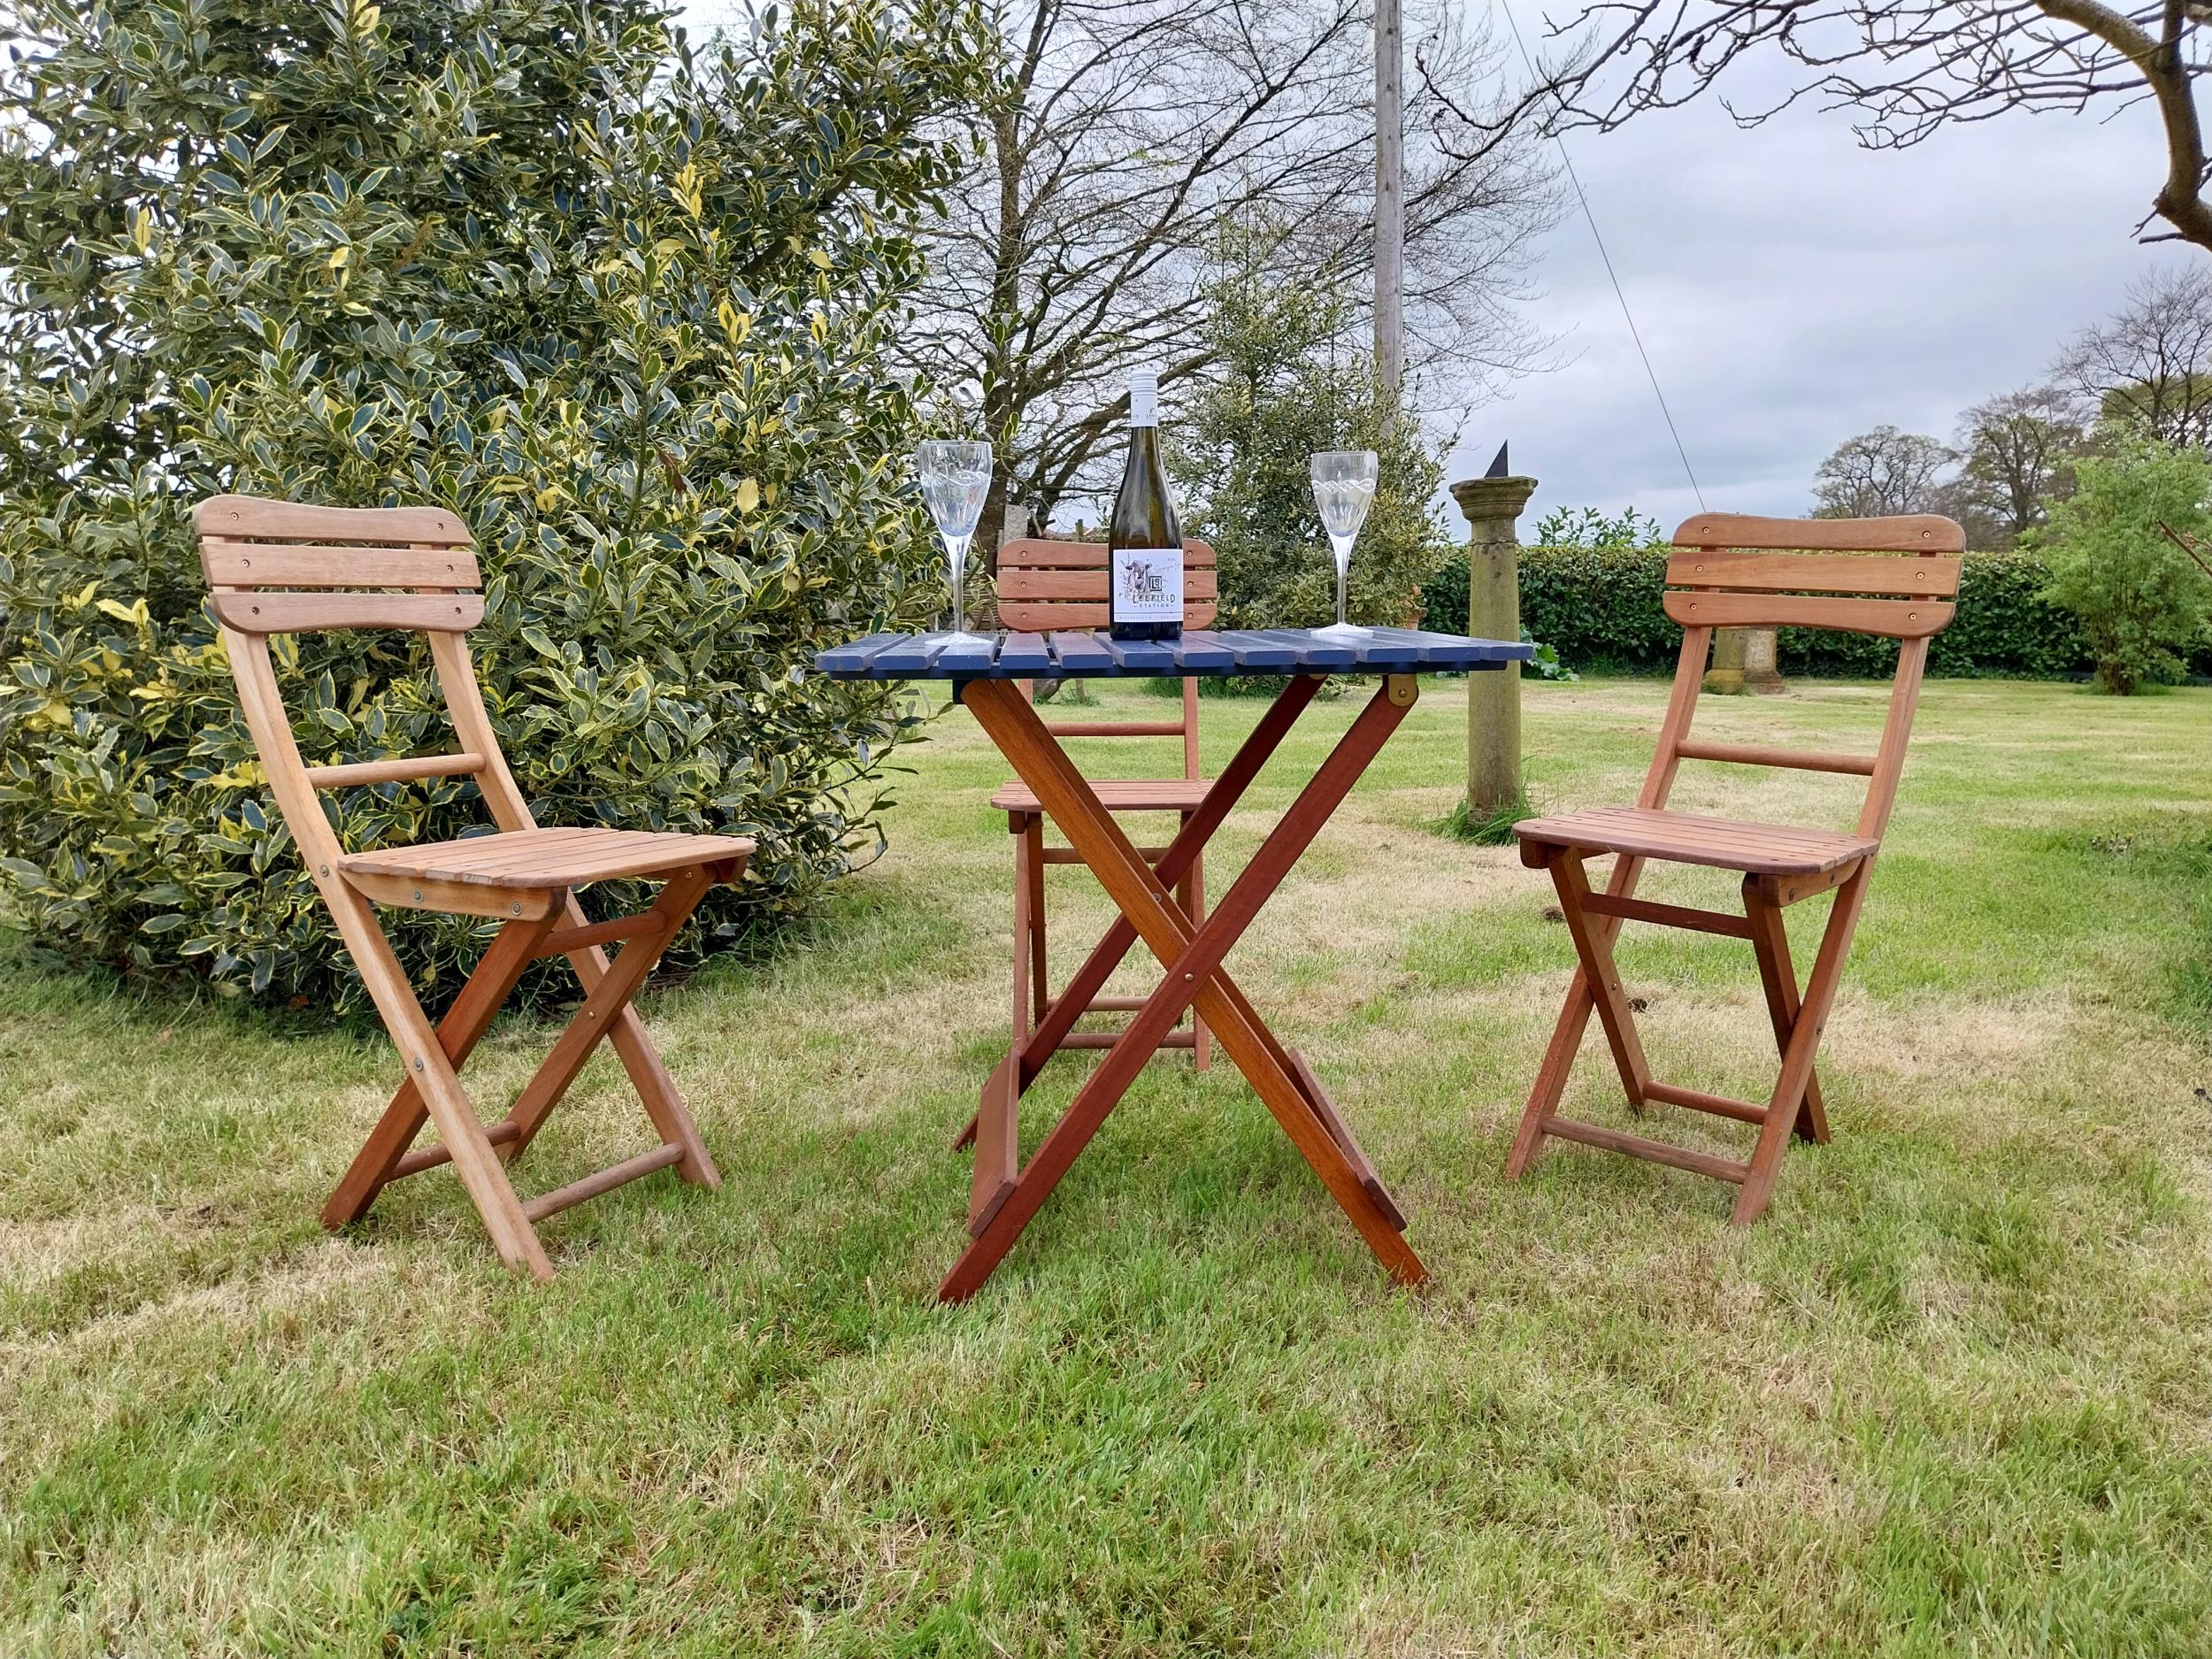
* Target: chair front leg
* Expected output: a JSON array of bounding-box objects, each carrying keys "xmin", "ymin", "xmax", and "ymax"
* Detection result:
[
  {"xmin": 1742, "ymin": 874, "xmax": 1829, "ymax": 1144},
  {"xmin": 323, "ymin": 905, "xmax": 562, "ymax": 1229},
  {"xmin": 322, "ymin": 884, "xmax": 552, "ymax": 1279},
  {"xmin": 1549, "ymin": 852, "xmax": 1650, "ymax": 1109},
  {"xmin": 1505, "ymin": 851, "xmax": 1647, "ymax": 1179},
  {"xmin": 506, "ymin": 865, "xmax": 717, "ymax": 1157},
  {"xmin": 1734, "ymin": 862, "xmax": 1871, "ymax": 1225}
]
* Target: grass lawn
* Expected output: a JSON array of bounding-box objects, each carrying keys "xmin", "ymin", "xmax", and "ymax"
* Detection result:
[{"xmin": 5, "ymin": 672, "xmax": 2212, "ymax": 1655}]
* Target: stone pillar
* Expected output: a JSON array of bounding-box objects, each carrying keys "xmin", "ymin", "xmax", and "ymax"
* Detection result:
[
  {"xmin": 1742, "ymin": 626, "xmax": 1785, "ymax": 694},
  {"xmin": 1704, "ymin": 626, "xmax": 1785, "ymax": 695},
  {"xmin": 1448, "ymin": 472, "xmax": 1538, "ymax": 817},
  {"xmin": 1703, "ymin": 625, "xmax": 1747, "ymax": 695}
]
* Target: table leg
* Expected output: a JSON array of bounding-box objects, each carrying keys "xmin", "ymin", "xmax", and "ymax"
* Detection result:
[
  {"xmin": 1010, "ymin": 672, "xmax": 1324, "ymax": 1093},
  {"xmin": 940, "ymin": 674, "xmax": 1428, "ymax": 1302},
  {"xmin": 952, "ymin": 672, "xmax": 1322, "ymax": 1151}
]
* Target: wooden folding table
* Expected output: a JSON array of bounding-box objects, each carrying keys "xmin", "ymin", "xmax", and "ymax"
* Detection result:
[{"xmin": 816, "ymin": 626, "xmax": 1529, "ymax": 1301}]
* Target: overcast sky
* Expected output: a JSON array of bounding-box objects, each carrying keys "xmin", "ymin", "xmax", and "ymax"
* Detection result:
[
  {"xmin": 1446, "ymin": 42, "xmax": 2179, "ymax": 530},
  {"xmin": 683, "ymin": 1, "xmax": 2181, "ymax": 534}
]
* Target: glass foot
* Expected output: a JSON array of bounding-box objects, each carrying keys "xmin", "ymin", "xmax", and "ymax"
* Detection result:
[
  {"xmin": 1313, "ymin": 621, "xmax": 1372, "ymax": 640},
  {"xmin": 926, "ymin": 630, "xmax": 996, "ymax": 648}
]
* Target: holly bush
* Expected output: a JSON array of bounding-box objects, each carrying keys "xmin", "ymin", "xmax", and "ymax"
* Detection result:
[{"xmin": 0, "ymin": 0, "xmax": 987, "ymax": 1009}]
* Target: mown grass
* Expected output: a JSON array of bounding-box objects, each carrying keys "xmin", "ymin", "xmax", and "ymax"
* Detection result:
[{"xmin": 4, "ymin": 674, "xmax": 2212, "ymax": 1655}]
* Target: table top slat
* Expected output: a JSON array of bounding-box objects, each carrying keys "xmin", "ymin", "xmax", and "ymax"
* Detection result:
[
  {"xmin": 1172, "ymin": 631, "xmax": 1238, "ymax": 672},
  {"xmin": 995, "ymin": 633, "xmax": 1054, "ymax": 673},
  {"xmin": 1047, "ymin": 631, "xmax": 1116, "ymax": 673},
  {"xmin": 813, "ymin": 633, "xmax": 906, "ymax": 676}
]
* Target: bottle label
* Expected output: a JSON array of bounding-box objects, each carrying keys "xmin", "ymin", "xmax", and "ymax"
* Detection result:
[{"xmin": 1111, "ymin": 547, "xmax": 1182, "ymax": 622}]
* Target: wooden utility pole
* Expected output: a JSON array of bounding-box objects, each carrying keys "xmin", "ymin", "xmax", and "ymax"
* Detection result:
[{"xmin": 1374, "ymin": 0, "xmax": 1404, "ymax": 396}]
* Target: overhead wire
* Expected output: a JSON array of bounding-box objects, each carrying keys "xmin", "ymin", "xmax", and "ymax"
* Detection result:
[{"xmin": 1495, "ymin": 0, "xmax": 1706, "ymax": 507}]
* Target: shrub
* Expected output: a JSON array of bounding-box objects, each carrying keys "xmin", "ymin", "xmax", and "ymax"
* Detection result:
[
  {"xmin": 1422, "ymin": 543, "xmax": 1675, "ymax": 672},
  {"xmin": 0, "ymin": 0, "xmax": 985, "ymax": 1010},
  {"xmin": 1422, "ymin": 544, "xmax": 2101, "ymax": 679},
  {"xmin": 2032, "ymin": 436, "xmax": 2212, "ymax": 693},
  {"xmin": 1530, "ymin": 505, "xmax": 1665, "ymax": 550}
]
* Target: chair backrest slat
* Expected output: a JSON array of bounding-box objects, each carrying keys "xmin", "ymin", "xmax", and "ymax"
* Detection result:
[
  {"xmin": 994, "ymin": 535, "xmax": 1212, "ymax": 778},
  {"xmin": 1643, "ymin": 511, "xmax": 1962, "ymax": 845},
  {"xmin": 211, "ymin": 591, "xmax": 485, "ymax": 634},
  {"xmin": 195, "ymin": 495, "xmax": 472, "ymax": 546},
  {"xmin": 193, "ymin": 495, "xmax": 531, "ymax": 863},
  {"xmin": 997, "ymin": 566, "xmax": 1222, "ymax": 603},
  {"xmin": 200, "ymin": 541, "xmax": 481, "ymax": 590},
  {"xmin": 1666, "ymin": 547, "xmax": 1961, "ymax": 597},
  {"xmin": 996, "ymin": 536, "xmax": 1219, "ymax": 633},
  {"xmin": 1662, "ymin": 589, "xmax": 1954, "ymax": 640},
  {"xmin": 1672, "ymin": 511, "xmax": 1961, "ymax": 555}
]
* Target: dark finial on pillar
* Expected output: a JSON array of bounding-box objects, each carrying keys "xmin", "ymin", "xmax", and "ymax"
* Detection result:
[{"xmin": 1484, "ymin": 442, "xmax": 1509, "ymax": 480}]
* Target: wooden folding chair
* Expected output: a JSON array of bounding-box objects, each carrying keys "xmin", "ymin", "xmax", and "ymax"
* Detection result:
[
  {"xmin": 1505, "ymin": 512, "xmax": 1962, "ymax": 1223},
  {"xmin": 196, "ymin": 494, "xmax": 755, "ymax": 1280},
  {"xmin": 986, "ymin": 536, "xmax": 1218, "ymax": 1078}
]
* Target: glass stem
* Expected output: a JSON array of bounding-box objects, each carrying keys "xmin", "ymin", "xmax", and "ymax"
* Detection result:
[
  {"xmin": 947, "ymin": 534, "xmax": 971, "ymax": 635},
  {"xmin": 1334, "ymin": 544, "xmax": 1350, "ymax": 630}
]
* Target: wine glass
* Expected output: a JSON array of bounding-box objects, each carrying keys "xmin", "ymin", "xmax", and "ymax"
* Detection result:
[
  {"xmin": 1310, "ymin": 449, "xmax": 1379, "ymax": 638},
  {"xmin": 917, "ymin": 440, "xmax": 994, "ymax": 645}
]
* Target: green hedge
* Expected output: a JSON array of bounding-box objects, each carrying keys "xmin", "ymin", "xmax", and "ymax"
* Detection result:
[{"xmin": 1421, "ymin": 546, "xmax": 2101, "ymax": 678}]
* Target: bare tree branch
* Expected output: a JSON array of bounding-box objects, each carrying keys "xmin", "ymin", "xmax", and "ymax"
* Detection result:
[
  {"xmin": 902, "ymin": 0, "xmax": 1562, "ymax": 554},
  {"xmin": 1442, "ymin": 0, "xmax": 2212, "ymax": 259}
]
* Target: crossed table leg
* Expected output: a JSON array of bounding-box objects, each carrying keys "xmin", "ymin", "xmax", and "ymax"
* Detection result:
[{"xmin": 939, "ymin": 671, "xmax": 1430, "ymax": 1302}]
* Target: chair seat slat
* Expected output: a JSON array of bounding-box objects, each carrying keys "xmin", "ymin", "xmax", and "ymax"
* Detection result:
[
  {"xmin": 341, "ymin": 826, "xmax": 752, "ymax": 888},
  {"xmin": 1516, "ymin": 805, "xmax": 1878, "ymax": 875}
]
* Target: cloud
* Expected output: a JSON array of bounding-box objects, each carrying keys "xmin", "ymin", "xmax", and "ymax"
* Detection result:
[{"xmin": 1438, "ymin": 50, "xmax": 2173, "ymax": 532}]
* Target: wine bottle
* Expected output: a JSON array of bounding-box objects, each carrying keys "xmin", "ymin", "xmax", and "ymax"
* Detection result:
[{"xmin": 1108, "ymin": 370, "xmax": 1183, "ymax": 642}]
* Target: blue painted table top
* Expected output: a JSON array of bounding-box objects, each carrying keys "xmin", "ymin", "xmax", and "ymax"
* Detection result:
[{"xmin": 814, "ymin": 626, "xmax": 1531, "ymax": 680}]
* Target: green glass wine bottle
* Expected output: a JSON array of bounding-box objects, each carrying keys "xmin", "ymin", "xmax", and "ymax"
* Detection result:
[{"xmin": 1108, "ymin": 370, "xmax": 1183, "ymax": 642}]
